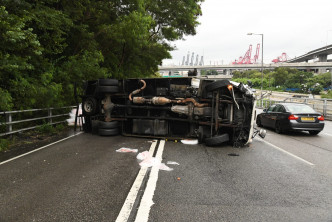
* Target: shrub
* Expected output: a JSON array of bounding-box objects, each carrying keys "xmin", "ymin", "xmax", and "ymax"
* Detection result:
[
  {"xmin": 36, "ymin": 123, "xmax": 55, "ymax": 135},
  {"xmin": 55, "ymin": 123, "xmax": 65, "ymax": 132},
  {"xmin": 0, "ymin": 139, "xmax": 10, "ymax": 152}
]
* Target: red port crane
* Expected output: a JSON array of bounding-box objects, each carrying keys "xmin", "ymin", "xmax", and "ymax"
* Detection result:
[
  {"xmin": 272, "ymin": 53, "xmax": 289, "ymax": 63},
  {"xmin": 252, "ymin": 44, "xmax": 260, "ymax": 63},
  {"xmin": 233, "ymin": 44, "xmax": 260, "ymax": 64}
]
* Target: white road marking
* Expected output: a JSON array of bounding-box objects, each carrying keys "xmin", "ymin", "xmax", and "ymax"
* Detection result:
[
  {"xmin": 256, "ymin": 138, "xmax": 315, "ymax": 166},
  {"xmin": 0, "ymin": 132, "xmax": 83, "ymax": 166},
  {"xmin": 116, "ymin": 140, "xmax": 158, "ymax": 222},
  {"xmin": 134, "ymin": 140, "xmax": 165, "ymax": 222}
]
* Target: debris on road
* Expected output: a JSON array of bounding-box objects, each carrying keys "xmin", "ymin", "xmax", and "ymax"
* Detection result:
[
  {"xmin": 116, "ymin": 148, "xmax": 138, "ymax": 153},
  {"xmin": 67, "ymin": 105, "xmax": 82, "ymax": 126},
  {"xmin": 167, "ymin": 161, "xmax": 180, "ymax": 165},
  {"xmin": 137, "ymin": 151, "xmax": 174, "ymax": 171},
  {"xmin": 181, "ymin": 139, "xmax": 198, "ymax": 145}
]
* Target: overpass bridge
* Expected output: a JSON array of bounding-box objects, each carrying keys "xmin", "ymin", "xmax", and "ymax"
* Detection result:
[
  {"xmin": 159, "ymin": 62, "xmax": 332, "ymax": 76},
  {"xmin": 287, "ymin": 44, "xmax": 332, "ymax": 63},
  {"xmin": 161, "ymin": 44, "xmax": 332, "ymax": 75}
]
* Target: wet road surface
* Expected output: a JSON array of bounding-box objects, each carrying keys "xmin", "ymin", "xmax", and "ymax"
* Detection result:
[{"xmin": 1, "ymin": 123, "xmax": 332, "ymax": 221}]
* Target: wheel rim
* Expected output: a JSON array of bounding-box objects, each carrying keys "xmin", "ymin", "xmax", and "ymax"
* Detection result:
[{"xmin": 84, "ymin": 100, "xmax": 93, "ymax": 113}]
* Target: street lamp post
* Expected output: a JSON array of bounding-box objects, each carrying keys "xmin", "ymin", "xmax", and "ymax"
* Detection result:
[
  {"xmin": 248, "ymin": 33, "xmax": 264, "ymax": 98},
  {"xmin": 327, "ymin": 30, "xmax": 332, "ymax": 90}
]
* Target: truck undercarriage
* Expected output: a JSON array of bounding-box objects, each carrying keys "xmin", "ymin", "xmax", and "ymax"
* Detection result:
[{"xmin": 80, "ymin": 77, "xmax": 258, "ymax": 147}]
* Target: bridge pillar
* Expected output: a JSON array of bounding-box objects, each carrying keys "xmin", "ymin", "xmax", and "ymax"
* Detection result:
[
  {"xmin": 318, "ymin": 54, "xmax": 328, "ymax": 73},
  {"xmin": 197, "ymin": 69, "xmax": 201, "ymax": 77},
  {"xmin": 318, "ymin": 54, "xmax": 327, "ymax": 62},
  {"xmin": 168, "ymin": 70, "xmax": 174, "ymax": 76}
]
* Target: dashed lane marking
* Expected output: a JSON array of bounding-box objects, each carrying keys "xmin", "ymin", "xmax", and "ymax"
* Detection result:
[
  {"xmin": 256, "ymin": 137, "xmax": 315, "ymax": 166},
  {"xmin": 0, "ymin": 132, "xmax": 83, "ymax": 166}
]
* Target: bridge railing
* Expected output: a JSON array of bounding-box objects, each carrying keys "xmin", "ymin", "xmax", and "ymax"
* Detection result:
[
  {"xmin": 256, "ymin": 98, "xmax": 332, "ymax": 120},
  {"xmin": 0, "ymin": 106, "xmax": 75, "ymax": 137}
]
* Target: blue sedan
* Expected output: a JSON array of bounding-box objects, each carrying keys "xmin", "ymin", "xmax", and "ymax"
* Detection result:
[{"xmin": 256, "ymin": 103, "xmax": 325, "ymax": 135}]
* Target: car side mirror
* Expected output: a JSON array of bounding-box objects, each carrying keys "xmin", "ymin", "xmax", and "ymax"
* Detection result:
[{"xmin": 259, "ymin": 129, "xmax": 266, "ymax": 138}]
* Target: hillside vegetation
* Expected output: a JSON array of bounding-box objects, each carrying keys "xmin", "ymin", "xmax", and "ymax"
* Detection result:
[
  {"xmin": 232, "ymin": 68, "xmax": 332, "ymax": 97},
  {"xmin": 0, "ymin": 0, "xmax": 204, "ymax": 110}
]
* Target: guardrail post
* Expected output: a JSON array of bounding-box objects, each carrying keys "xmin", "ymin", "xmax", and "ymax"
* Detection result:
[
  {"xmin": 6, "ymin": 113, "xmax": 12, "ymax": 134},
  {"xmin": 48, "ymin": 108, "xmax": 52, "ymax": 124},
  {"xmin": 323, "ymin": 99, "xmax": 327, "ymax": 117}
]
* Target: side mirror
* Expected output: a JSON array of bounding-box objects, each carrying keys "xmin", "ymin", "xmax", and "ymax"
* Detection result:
[{"xmin": 259, "ymin": 129, "xmax": 266, "ymax": 138}]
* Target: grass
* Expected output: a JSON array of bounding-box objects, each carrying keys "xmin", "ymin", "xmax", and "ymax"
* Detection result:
[
  {"xmin": 0, "ymin": 123, "xmax": 70, "ymax": 153},
  {"xmin": 0, "ymin": 138, "xmax": 11, "ymax": 152},
  {"xmin": 36, "ymin": 122, "xmax": 56, "ymax": 135},
  {"xmin": 321, "ymin": 90, "xmax": 332, "ymax": 99}
]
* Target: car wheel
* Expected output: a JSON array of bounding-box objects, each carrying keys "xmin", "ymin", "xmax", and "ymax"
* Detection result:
[
  {"xmin": 205, "ymin": 80, "xmax": 230, "ymax": 92},
  {"xmin": 99, "ymin": 79, "xmax": 118, "ymax": 86},
  {"xmin": 256, "ymin": 117, "xmax": 263, "ymax": 127},
  {"xmin": 98, "ymin": 128, "xmax": 119, "ymax": 136},
  {"xmin": 205, "ymin": 133, "xmax": 230, "ymax": 147},
  {"xmin": 83, "ymin": 97, "xmax": 97, "ymax": 115},
  {"xmin": 309, "ymin": 130, "xmax": 320, "ymax": 135},
  {"xmin": 97, "ymin": 86, "xmax": 119, "ymax": 93},
  {"xmin": 275, "ymin": 121, "xmax": 282, "ymax": 134},
  {"xmin": 99, "ymin": 121, "xmax": 119, "ymax": 129}
]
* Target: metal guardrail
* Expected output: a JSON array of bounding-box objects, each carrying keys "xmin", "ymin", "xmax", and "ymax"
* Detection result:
[
  {"xmin": 256, "ymin": 98, "xmax": 332, "ymax": 120},
  {"xmin": 0, "ymin": 106, "xmax": 75, "ymax": 137}
]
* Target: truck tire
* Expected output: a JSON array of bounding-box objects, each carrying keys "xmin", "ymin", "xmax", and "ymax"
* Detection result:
[
  {"xmin": 99, "ymin": 79, "xmax": 118, "ymax": 86},
  {"xmin": 205, "ymin": 80, "xmax": 230, "ymax": 92},
  {"xmin": 82, "ymin": 97, "xmax": 97, "ymax": 115},
  {"xmin": 99, "ymin": 121, "xmax": 119, "ymax": 129},
  {"xmin": 97, "ymin": 86, "xmax": 119, "ymax": 93},
  {"xmin": 205, "ymin": 133, "xmax": 230, "ymax": 146},
  {"xmin": 99, "ymin": 128, "xmax": 119, "ymax": 136}
]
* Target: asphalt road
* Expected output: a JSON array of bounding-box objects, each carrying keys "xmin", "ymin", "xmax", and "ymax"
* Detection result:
[{"xmin": 1, "ymin": 121, "xmax": 332, "ymax": 221}]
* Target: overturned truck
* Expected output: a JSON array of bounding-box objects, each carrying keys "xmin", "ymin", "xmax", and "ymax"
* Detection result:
[{"xmin": 80, "ymin": 77, "xmax": 261, "ymax": 147}]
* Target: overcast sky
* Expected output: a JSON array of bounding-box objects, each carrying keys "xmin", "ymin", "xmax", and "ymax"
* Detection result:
[{"xmin": 162, "ymin": 0, "xmax": 332, "ymax": 66}]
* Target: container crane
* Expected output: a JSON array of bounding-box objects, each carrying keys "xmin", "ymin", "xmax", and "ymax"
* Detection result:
[
  {"xmin": 232, "ymin": 45, "xmax": 253, "ymax": 64},
  {"xmin": 272, "ymin": 53, "xmax": 289, "ymax": 63},
  {"xmin": 252, "ymin": 44, "xmax": 260, "ymax": 63}
]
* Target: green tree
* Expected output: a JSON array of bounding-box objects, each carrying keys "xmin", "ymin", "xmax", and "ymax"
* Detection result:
[{"xmin": 0, "ymin": 0, "xmax": 204, "ymax": 110}]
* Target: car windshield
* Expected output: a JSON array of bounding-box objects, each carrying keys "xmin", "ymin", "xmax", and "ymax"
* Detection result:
[{"xmin": 285, "ymin": 104, "xmax": 316, "ymax": 113}]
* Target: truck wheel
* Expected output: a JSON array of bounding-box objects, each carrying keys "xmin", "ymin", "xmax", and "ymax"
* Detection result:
[
  {"xmin": 205, "ymin": 80, "xmax": 230, "ymax": 92},
  {"xmin": 83, "ymin": 97, "xmax": 97, "ymax": 115},
  {"xmin": 99, "ymin": 121, "xmax": 119, "ymax": 129},
  {"xmin": 99, "ymin": 128, "xmax": 119, "ymax": 136},
  {"xmin": 99, "ymin": 79, "xmax": 118, "ymax": 86},
  {"xmin": 205, "ymin": 133, "xmax": 230, "ymax": 146},
  {"xmin": 97, "ymin": 86, "xmax": 119, "ymax": 93}
]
